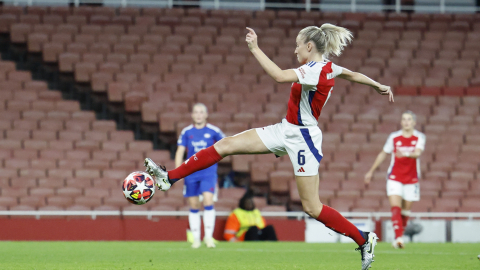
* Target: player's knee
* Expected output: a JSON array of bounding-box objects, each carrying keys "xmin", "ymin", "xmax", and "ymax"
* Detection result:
[
  {"xmin": 302, "ymin": 200, "xmax": 323, "ymax": 218},
  {"xmin": 214, "ymin": 137, "xmax": 234, "ymax": 156},
  {"xmin": 203, "ymin": 196, "xmax": 214, "ymax": 206},
  {"xmin": 189, "ymin": 200, "xmax": 201, "ymax": 209},
  {"xmin": 302, "ymin": 205, "xmax": 319, "ymax": 218}
]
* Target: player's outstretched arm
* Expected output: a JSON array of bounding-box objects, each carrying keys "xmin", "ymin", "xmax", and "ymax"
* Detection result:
[
  {"xmin": 337, "ymin": 68, "xmax": 394, "ymax": 102},
  {"xmin": 174, "ymin": 145, "xmax": 186, "ymax": 168},
  {"xmin": 364, "ymin": 151, "xmax": 387, "ymax": 185},
  {"xmin": 245, "ymin": 27, "xmax": 298, "ymax": 84}
]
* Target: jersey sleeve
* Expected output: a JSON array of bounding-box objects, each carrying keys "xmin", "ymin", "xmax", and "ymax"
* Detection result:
[
  {"xmin": 330, "ymin": 62, "xmax": 343, "ymax": 78},
  {"xmin": 177, "ymin": 129, "xmax": 188, "ymax": 147},
  {"xmin": 293, "ymin": 64, "xmax": 320, "ymax": 85},
  {"xmin": 383, "ymin": 133, "xmax": 395, "ymax": 154},
  {"xmin": 416, "ymin": 133, "xmax": 426, "ymax": 151}
]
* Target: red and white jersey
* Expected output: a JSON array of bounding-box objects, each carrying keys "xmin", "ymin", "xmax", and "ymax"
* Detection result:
[
  {"xmin": 383, "ymin": 130, "xmax": 426, "ymax": 184},
  {"xmin": 288, "ymin": 61, "xmax": 343, "ymax": 126}
]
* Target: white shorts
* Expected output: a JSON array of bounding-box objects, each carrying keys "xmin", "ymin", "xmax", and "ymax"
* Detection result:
[
  {"xmin": 386, "ymin": 180, "xmax": 420, "ymax": 201},
  {"xmin": 255, "ymin": 119, "xmax": 323, "ymax": 176}
]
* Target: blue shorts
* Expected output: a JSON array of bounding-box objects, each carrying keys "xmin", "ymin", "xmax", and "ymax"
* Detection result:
[{"xmin": 183, "ymin": 175, "xmax": 217, "ymax": 197}]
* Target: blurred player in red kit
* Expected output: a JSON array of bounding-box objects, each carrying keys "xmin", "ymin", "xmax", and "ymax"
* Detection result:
[{"xmin": 365, "ymin": 111, "xmax": 426, "ymax": 249}]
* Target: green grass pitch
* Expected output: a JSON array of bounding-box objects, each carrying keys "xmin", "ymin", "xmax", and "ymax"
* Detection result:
[{"xmin": 0, "ymin": 241, "xmax": 478, "ymax": 269}]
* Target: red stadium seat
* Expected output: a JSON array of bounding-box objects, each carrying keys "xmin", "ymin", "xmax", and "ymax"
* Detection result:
[
  {"xmin": 269, "ymin": 170, "xmax": 293, "ymax": 195},
  {"xmin": 433, "ymin": 198, "xmax": 459, "ymax": 212},
  {"xmin": 58, "ymin": 53, "xmax": 80, "ymax": 73},
  {"xmin": 329, "ymin": 198, "xmax": 354, "ymax": 212},
  {"xmin": 419, "ymin": 87, "xmax": 441, "ymax": 96}
]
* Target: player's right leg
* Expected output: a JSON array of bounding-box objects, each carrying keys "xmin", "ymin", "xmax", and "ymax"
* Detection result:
[
  {"xmin": 145, "ymin": 129, "xmax": 271, "ymax": 191},
  {"xmin": 297, "ymin": 175, "xmax": 378, "ymax": 270},
  {"xmin": 186, "ymin": 180, "xmax": 202, "ymax": 248},
  {"xmin": 388, "ymin": 193, "xmax": 404, "ymax": 249},
  {"xmin": 187, "ymin": 195, "xmax": 202, "ymax": 248}
]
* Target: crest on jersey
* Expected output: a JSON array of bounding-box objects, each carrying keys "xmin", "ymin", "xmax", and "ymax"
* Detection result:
[
  {"xmin": 396, "ymin": 141, "xmax": 402, "ymax": 146},
  {"xmin": 204, "ymin": 133, "xmax": 211, "ymax": 138},
  {"xmin": 411, "ymin": 141, "xmax": 417, "ymax": 145}
]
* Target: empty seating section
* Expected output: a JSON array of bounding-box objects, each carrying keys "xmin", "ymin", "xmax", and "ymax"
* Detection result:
[
  {"xmin": 0, "ymin": 59, "xmax": 269, "ymax": 211},
  {"xmin": 0, "ymin": 6, "xmax": 478, "ymax": 213}
]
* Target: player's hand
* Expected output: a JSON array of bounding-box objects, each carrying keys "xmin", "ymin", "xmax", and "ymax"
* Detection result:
[
  {"xmin": 395, "ymin": 151, "xmax": 405, "ymax": 158},
  {"xmin": 374, "ymin": 84, "xmax": 394, "ymax": 103},
  {"xmin": 245, "ymin": 27, "xmax": 258, "ymax": 51},
  {"xmin": 364, "ymin": 171, "xmax": 373, "ymax": 186}
]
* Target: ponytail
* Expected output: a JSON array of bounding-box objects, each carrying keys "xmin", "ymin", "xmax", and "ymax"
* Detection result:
[{"xmin": 298, "ymin": 23, "xmax": 352, "ymax": 58}]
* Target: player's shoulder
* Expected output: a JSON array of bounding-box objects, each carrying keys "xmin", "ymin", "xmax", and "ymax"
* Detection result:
[
  {"xmin": 302, "ymin": 61, "xmax": 330, "ymax": 70},
  {"xmin": 180, "ymin": 124, "xmax": 194, "ymax": 135},
  {"xmin": 413, "ymin": 129, "xmax": 426, "ymax": 138},
  {"xmin": 297, "ymin": 61, "xmax": 328, "ymax": 79},
  {"xmin": 206, "ymin": 123, "xmax": 223, "ymax": 134}
]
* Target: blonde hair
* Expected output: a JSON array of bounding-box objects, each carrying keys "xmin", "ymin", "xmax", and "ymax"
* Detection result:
[
  {"xmin": 402, "ymin": 110, "xmax": 417, "ymax": 122},
  {"xmin": 298, "ymin": 23, "xmax": 353, "ymax": 58},
  {"xmin": 192, "ymin": 103, "xmax": 208, "ymax": 113}
]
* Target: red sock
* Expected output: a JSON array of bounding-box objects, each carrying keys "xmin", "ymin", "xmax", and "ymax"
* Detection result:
[
  {"xmin": 401, "ymin": 215, "xmax": 409, "ymax": 228},
  {"xmin": 168, "ymin": 146, "xmax": 223, "ymax": 181},
  {"xmin": 391, "ymin": 206, "xmax": 403, "ymax": 239},
  {"xmin": 317, "ymin": 205, "xmax": 367, "ymax": 246}
]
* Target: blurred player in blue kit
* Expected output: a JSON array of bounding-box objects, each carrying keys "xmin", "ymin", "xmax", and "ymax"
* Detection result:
[{"xmin": 175, "ymin": 103, "xmax": 225, "ymax": 248}]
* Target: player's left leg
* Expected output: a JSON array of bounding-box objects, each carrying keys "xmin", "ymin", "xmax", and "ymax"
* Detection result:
[
  {"xmin": 297, "ymin": 175, "xmax": 377, "ymax": 270},
  {"xmin": 389, "ymin": 194, "xmax": 404, "ymax": 248},
  {"xmin": 201, "ymin": 190, "xmax": 216, "ymax": 248},
  {"xmin": 399, "ymin": 182, "xmax": 419, "ymax": 245},
  {"xmin": 387, "ymin": 179, "xmax": 406, "ymax": 248},
  {"xmin": 297, "ymin": 175, "xmax": 369, "ymax": 244},
  {"xmin": 401, "ymin": 199, "xmax": 414, "ymax": 228},
  {"xmin": 146, "ymin": 129, "xmax": 270, "ymax": 190}
]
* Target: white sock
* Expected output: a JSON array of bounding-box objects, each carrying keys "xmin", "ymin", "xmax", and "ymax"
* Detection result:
[
  {"xmin": 189, "ymin": 210, "xmax": 201, "ymax": 242},
  {"xmin": 203, "ymin": 205, "xmax": 216, "ymax": 240}
]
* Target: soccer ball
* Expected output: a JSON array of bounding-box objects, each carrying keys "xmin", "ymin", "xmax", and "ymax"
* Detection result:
[{"xmin": 122, "ymin": 171, "xmax": 156, "ymax": 205}]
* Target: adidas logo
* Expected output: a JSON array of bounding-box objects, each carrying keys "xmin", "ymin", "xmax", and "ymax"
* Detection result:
[{"xmin": 297, "ymin": 167, "xmax": 305, "ymax": 173}]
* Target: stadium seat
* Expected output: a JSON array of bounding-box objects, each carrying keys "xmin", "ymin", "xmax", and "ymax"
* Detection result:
[
  {"xmin": 329, "ymin": 198, "xmax": 354, "ymax": 212},
  {"xmin": 432, "ymin": 198, "xmax": 459, "ymax": 212},
  {"xmin": 269, "ymin": 171, "xmax": 293, "ymax": 194}
]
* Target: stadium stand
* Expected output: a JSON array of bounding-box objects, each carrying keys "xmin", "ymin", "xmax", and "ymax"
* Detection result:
[{"xmin": 0, "ymin": 5, "xmax": 478, "ymax": 213}]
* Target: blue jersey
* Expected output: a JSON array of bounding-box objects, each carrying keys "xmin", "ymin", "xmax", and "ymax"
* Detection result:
[{"xmin": 177, "ymin": 123, "xmax": 225, "ymax": 179}]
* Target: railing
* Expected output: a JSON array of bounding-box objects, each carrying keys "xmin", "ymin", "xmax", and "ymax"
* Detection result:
[
  {"xmin": 3, "ymin": 0, "xmax": 480, "ymax": 13},
  {"xmin": 1, "ymin": 211, "xmax": 479, "ymax": 220}
]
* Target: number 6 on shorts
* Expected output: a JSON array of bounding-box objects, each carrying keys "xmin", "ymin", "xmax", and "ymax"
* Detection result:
[{"xmin": 298, "ymin": 150, "xmax": 305, "ymax": 165}]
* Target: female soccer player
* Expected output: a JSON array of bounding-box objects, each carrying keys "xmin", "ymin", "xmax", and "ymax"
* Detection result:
[
  {"xmin": 176, "ymin": 103, "xmax": 225, "ymax": 248},
  {"xmin": 146, "ymin": 24, "xmax": 394, "ymax": 269},
  {"xmin": 364, "ymin": 111, "xmax": 425, "ymax": 249}
]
